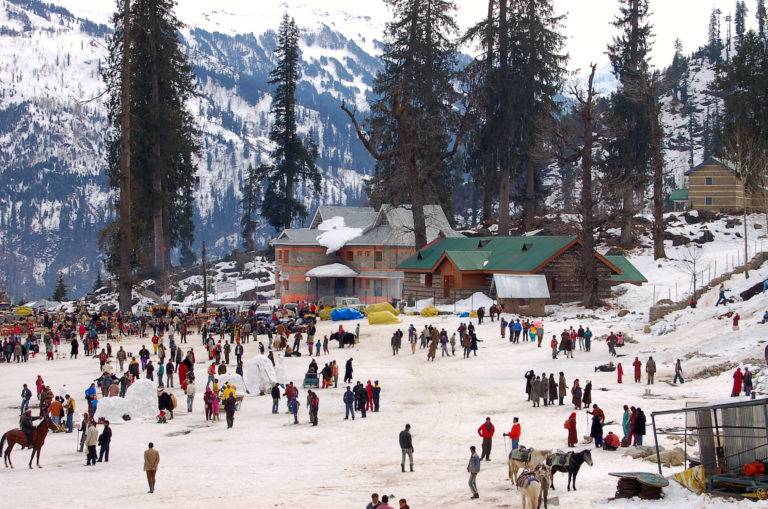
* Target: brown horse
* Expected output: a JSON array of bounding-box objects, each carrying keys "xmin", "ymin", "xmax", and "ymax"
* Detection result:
[{"xmin": 1, "ymin": 416, "xmax": 59, "ymax": 469}]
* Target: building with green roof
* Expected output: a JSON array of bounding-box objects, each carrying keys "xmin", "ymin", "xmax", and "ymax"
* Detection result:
[{"xmin": 399, "ymin": 236, "xmax": 645, "ymax": 310}]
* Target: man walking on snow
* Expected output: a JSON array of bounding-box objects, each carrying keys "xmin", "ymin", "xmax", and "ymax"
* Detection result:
[
  {"xmin": 399, "ymin": 424, "xmax": 414, "ymax": 472},
  {"xmin": 467, "ymin": 445, "xmax": 481, "ymax": 499},
  {"xmin": 646, "ymin": 356, "xmax": 656, "ymax": 385},
  {"xmin": 144, "ymin": 442, "xmax": 160, "ymax": 493},
  {"xmin": 477, "ymin": 417, "xmax": 495, "ymax": 461}
]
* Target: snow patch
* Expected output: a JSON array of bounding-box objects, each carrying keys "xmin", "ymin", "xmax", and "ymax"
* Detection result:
[
  {"xmin": 93, "ymin": 379, "xmax": 158, "ymax": 422},
  {"xmin": 316, "ymin": 216, "xmax": 363, "ymax": 254}
]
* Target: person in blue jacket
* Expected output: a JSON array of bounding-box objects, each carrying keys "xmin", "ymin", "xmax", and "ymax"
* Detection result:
[
  {"xmin": 343, "ymin": 386, "xmax": 355, "ymax": 420},
  {"xmin": 288, "ymin": 397, "xmax": 299, "ymax": 424}
]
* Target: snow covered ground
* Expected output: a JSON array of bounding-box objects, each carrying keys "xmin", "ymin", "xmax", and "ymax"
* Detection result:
[{"xmin": 3, "ymin": 258, "xmax": 768, "ymax": 508}]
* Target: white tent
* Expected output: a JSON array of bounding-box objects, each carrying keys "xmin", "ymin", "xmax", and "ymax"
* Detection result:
[{"xmin": 493, "ymin": 274, "xmax": 550, "ymax": 299}]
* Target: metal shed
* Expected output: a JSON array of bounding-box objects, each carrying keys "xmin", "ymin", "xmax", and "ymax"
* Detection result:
[
  {"xmin": 650, "ymin": 398, "xmax": 768, "ymax": 498},
  {"xmin": 492, "ymin": 274, "xmax": 550, "ymax": 316}
]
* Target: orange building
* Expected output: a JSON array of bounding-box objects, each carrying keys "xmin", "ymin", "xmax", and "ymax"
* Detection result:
[{"xmin": 271, "ymin": 204, "xmax": 461, "ymax": 304}]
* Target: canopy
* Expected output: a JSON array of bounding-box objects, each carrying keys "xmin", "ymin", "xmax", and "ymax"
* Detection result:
[
  {"xmin": 493, "ymin": 274, "xmax": 550, "ymax": 299},
  {"xmin": 305, "ymin": 263, "xmax": 358, "ymax": 278}
]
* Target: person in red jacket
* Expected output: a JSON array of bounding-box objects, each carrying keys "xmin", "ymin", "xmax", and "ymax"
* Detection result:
[
  {"xmin": 565, "ymin": 412, "xmax": 578, "ymax": 447},
  {"xmin": 632, "ymin": 357, "xmax": 642, "ymax": 383},
  {"xmin": 617, "ymin": 362, "xmax": 623, "ymax": 384},
  {"xmin": 502, "ymin": 417, "xmax": 521, "ymax": 450},
  {"xmin": 732, "ymin": 367, "xmax": 743, "ymax": 397},
  {"xmin": 365, "ymin": 380, "xmax": 374, "ymax": 412},
  {"xmin": 477, "ymin": 417, "xmax": 495, "ymax": 461},
  {"xmin": 603, "ymin": 431, "xmax": 620, "ymax": 450}
]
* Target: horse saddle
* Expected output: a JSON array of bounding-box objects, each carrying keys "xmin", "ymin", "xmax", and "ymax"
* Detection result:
[
  {"xmin": 548, "ymin": 451, "xmax": 572, "ymax": 468},
  {"xmin": 510, "ymin": 446, "xmax": 532, "ymax": 463},
  {"xmin": 517, "ymin": 472, "xmax": 538, "ymax": 487}
]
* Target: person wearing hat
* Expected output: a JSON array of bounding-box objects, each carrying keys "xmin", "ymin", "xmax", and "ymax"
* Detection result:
[
  {"xmin": 84, "ymin": 420, "xmax": 99, "ymax": 466},
  {"xmin": 97, "ymin": 421, "xmax": 112, "ymax": 462}
]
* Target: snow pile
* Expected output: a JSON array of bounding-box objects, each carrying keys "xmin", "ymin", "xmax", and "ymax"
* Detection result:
[
  {"xmin": 437, "ymin": 292, "xmax": 495, "ymax": 313},
  {"xmin": 94, "ymin": 379, "xmax": 158, "ymax": 422},
  {"xmin": 244, "ymin": 355, "xmax": 281, "ymax": 394},
  {"xmin": 316, "ymin": 216, "xmax": 363, "ymax": 254},
  {"xmin": 217, "ymin": 373, "xmax": 247, "ymax": 394}
]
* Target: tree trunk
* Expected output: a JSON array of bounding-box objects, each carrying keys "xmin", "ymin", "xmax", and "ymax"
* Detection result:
[
  {"xmin": 651, "ymin": 104, "xmax": 667, "ymax": 260},
  {"xmin": 284, "ymin": 174, "xmax": 294, "ymax": 230},
  {"xmin": 149, "ymin": 8, "xmax": 166, "ymax": 284},
  {"xmin": 481, "ymin": 0, "xmax": 496, "ymax": 225},
  {"xmin": 498, "ymin": 160, "xmax": 511, "ymax": 236},
  {"xmin": 523, "ymin": 158, "xmax": 535, "ymax": 231},
  {"xmin": 410, "ymin": 154, "xmax": 428, "ymax": 249},
  {"xmin": 117, "ymin": 0, "xmax": 132, "ymax": 313},
  {"xmin": 580, "ymin": 65, "xmax": 600, "ymax": 308},
  {"xmin": 620, "ymin": 187, "xmax": 634, "ymax": 247}
]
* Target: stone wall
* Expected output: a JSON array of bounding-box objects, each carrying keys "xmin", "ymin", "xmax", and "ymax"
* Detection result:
[{"xmin": 648, "ymin": 251, "xmax": 768, "ymax": 322}]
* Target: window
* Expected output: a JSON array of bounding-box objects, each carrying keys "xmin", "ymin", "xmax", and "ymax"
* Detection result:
[
  {"xmin": 374, "ymin": 279, "xmax": 383, "ymax": 297},
  {"xmin": 365, "ymin": 251, "xmax": 371, "ymax": 257},
  {"xmin": 705, "ymin": 196, "xmax": 713, "ymax": 205},
  {"xmin": 374, "ymin": 251, "xmax": 383, "ymax": 262},
  {"xmin": 705, "ymin": 177, "xmax": 713, "ymax": 185},
  {"xmin": 346, "ymin": 251, "xmax": 354, "ymax": 262},
  {"xmin": 425, "ymin": 274, "xmax": 433, "ymax": 287}
]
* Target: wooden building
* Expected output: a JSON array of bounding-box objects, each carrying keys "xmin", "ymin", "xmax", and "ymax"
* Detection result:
[
  {"xmin": 684, "ymin": 157, "xmax": 767, "ymax": 211},
  {"xmin": 398, "ymin": 236, "xmax": 646, "ymax": 309}
]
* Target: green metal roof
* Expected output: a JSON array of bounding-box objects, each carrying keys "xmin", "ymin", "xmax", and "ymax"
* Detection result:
[
  {"xmin": 605, "ymin": 255, "xmax": 647, "ymax": 283},
  {"xmin": 669, "ymin": 188, "xmax": 689, "ymax": 201},
  {"xmin": 398, "ymin": 236, "xmax": 578, "ymax": 272},
  {"xmin": 444, "ymin": 251, "xmax": 492, "ymax": 270}
]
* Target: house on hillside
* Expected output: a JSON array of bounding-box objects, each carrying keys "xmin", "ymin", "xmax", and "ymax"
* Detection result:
[
  {"xmin": 678, "ymin": 157, "xmax": 768, "ymax": 211},
  {"xmin": 271, "ymin": 204, "xmax": 462, "ymax": 304},
  {"xmin": 397, "ymin": 236, "xmax": 646, "ymax": 315}
]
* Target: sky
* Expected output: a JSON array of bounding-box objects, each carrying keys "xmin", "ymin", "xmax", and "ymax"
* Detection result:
[{"xmin": 55, "ymin": 0, "xmax": 744, "ymax": 73}]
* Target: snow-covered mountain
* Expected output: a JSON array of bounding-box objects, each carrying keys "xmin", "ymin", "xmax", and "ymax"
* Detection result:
[{"xmin": 0, "ymin": 0, "xmax": 383, "ymax": 300}]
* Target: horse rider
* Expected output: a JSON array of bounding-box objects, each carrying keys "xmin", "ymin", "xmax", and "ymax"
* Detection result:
[{"xmin": 20, "ymin": 409, "xmax": 41, "ymax": 447}]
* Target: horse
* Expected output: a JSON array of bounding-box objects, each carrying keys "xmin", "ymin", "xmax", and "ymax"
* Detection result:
[
  {"xmin": 546, "ymin": 449, "xmax": 593, "ymax": 491},
  {"xmin": 508, "ymin": 447, "xmax": 552, "ymax": 486},
  {"xmin": 1, "ymin": 416, "xmax": 59, "ymax": 469},
  {"xmin": 532, "ymin": 464, "xmax": 551, "ymax": 509},
  {"xmin": 516, "ymin": 470, "xmax": 541, "ymax": 509},
  {"xmin": 330, "ymin": 331, "xmax": 355, "ymax": 348}
]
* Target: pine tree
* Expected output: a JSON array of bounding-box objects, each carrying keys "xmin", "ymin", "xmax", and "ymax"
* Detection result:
[
  {"xmin": 714, "ymin": 30, "xmax": 768, "ymax": 154},
  {"xmin": 52, "ymin": 272, "xmax": 68, "ymax": 301},
  {"xmin": 708, "ymin": 8, "xmax": 723, "ymax": 63},
  {"xmin": 758, "ymin": 0, "xmax": 766, "ymax": 39},
  {"xmin": 240, "ymin": 163, "xmax": 261, "ymax": 252},
  {"xmin": 605, "ymin": 0, "xmax": 654, "ymax": 248},
  {"xmin": 342, "ymin": 0, "xmax": 466, "ymax": 249},
  {"xmin": 92, "ymin": 271, "xmax": 104, "ymax": 292},
  {"xmin": 735, "ymin": 1, "xmax": 748, "ymax": 46},
  {"xmin": 102, "ymin": 0, "xmax": 199, "ymax": 289},
  {"xmin": 259, "ymin": 14, "xmax": 321, "ymax": 232}
]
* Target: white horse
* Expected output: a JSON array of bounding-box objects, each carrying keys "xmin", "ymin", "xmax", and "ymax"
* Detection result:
[
  {"xmin": 516, "ymin": 470, "xmax": 541, "ymax": 509},
  {"xmin": 509, "ymin": 448, "xmax": 552, "ymax": 486}
]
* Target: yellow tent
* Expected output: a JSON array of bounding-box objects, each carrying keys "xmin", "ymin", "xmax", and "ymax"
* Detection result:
[
  {"xmin": 367, "ymin": 310, "xmax": 401, "ymax": 325},
  {"xmin": 14, "ymin": 306, "xmax": 33, "ymax": 317},
  {"xmin": 365, "ymin": 302, "xmax": 399, "ymax": 316},
  {"xmin": 318, "ymin": 307, "xmax": 333, "ymax": 320}
]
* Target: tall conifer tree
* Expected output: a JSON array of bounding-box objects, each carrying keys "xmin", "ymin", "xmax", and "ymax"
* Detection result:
[
  {"xmin": 605, "ymin": 0, "xmax": 653, "ymax": 248},
  {"xmin": 260, "ymin": 14, "xmax": 321, "ymax": 232}
]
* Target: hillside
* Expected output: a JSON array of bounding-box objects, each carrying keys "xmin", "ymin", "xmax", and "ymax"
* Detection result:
[{"xmin": 0, "ymin": 0, "xmax": 378, "ymax": 299}]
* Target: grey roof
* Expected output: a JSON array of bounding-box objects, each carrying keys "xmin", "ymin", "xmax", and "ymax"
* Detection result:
[
  {"xmin": 686, "ymin": 156, "xmax": 739, "ymax": 176},
  {"xmin": 310, "ymin": 206, "xmax": 377, "ymax": 229},
  {"xmin": 272, "ymin": 204, "xmax": 463, "ymax": 247}
]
